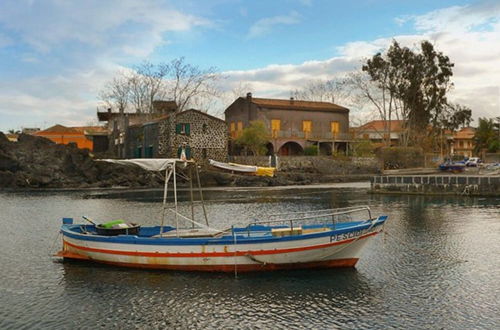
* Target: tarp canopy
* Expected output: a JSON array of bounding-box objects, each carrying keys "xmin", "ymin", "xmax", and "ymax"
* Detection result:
[{"xmin": 98, "ymin": 158, "xmax": 184, "ymax": 172}]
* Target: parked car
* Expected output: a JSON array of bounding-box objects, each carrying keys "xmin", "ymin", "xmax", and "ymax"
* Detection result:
[{"xmin": 466, "ymin": 157, "xmax": 481, "ymax": 167}]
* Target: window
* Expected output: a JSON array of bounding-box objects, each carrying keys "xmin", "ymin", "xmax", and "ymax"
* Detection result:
[
  {"xmin": 230, "ymin": 122, "xmax": 236, "ymax": 138},
  {"xmin": 331, "ymin": 121, "xmax": 340, "ymax": 138},
  {"xmin": 202, "ymin": 123, "xmax": 208, "ymax": 133},
  {"xmin": 302, "ymin": 120, "xmax": 312, "ymax": 138},
  {"xmin": 175, "ymin": 123, "xmax": 190, "ymax": 136},
  {"xmin": 271, "ymin": 119, "xmax": 281, "ymax": 138},
  {"xmin": 237, "ymin": 121, "xmax": 243, "ymax": 138}
]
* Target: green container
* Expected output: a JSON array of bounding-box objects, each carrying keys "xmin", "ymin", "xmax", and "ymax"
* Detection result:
[{"xmin": 101, "ymin": 219, "xmax": 124, "ymax": 229}]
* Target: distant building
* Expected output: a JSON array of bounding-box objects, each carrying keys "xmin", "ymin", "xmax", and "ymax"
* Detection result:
[
  {"xmin": 21, "ymin": 127, "xmax": 40, "ymax": 134},
  {"xmin": 97, "ymin": 100, "xmax": 178, "ymax": 157},
  {"xmin": 32, "ymin": 124, "xmax": 107, "ymax": 151},
  {"xmin": 125, "ymin": 109, "xmax": 227, "ymax": 162},
  {"xmin": 451, "ymin": 127, "xmax": 475, "ymax": 157},
  {"xmin": 353, "ymin": 120, "xmax": 405, "ymax": 147},
  {"xmin": 224, "ymin": 93, "xmax": 350, "ymax": 155}
]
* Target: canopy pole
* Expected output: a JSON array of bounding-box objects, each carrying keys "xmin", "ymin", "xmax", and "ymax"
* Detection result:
[
  {"xmin": 173, "ymin": 163, "xmax": 179, "ymax": 237},
  {"xmin": 189, "ymin": 166, "xmax": 195, "ymax": 229},
  {"xmin": 195, "ymin": 163, "xmax": 209, "ymax": 226},
  {"xmin": 159, "ymin": 167, "xmax": 172, "ymax": 237}
]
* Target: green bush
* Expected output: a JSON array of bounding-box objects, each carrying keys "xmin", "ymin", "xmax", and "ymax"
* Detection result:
[
  {"xmin": 377, "ymin": 147, "xmax": 424, "ymax": 169},
  {"xmin": 304, "ymin": 146, "xmax": 319, "ymax": 156}
]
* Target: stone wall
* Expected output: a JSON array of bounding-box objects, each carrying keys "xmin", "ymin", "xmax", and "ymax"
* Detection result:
[
  {"xmin": 371, "ymin": 175, "xmax": 500, "ymax": 196},
  {"xmin": 158, "ymin": 110, "xmax": 228, "ymax": 162},
  {"xmin": 230, "ymin": 156, "xmax": 379, "ymax": 175}
]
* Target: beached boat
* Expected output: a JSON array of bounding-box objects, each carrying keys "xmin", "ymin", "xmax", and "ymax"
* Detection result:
[
  {"xmin": 56, "ymin": 159, "xmax": 387, "ymax": 272},
  {"xmin": 209, "ymin": 159, "xmax": 276, "ymax": 177}
]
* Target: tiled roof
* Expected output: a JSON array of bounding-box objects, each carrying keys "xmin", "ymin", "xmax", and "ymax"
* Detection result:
[
  {"xmin": 35, "ymin": 124, "xmax": 80, "ymax": 134},
  {"xmin": 453, "ymin": 127, "xmax": 475, "ymax": 139},
  {"xmin": 250, "ymin": 97, "xmax": 349, "ymax": 112},
  {"xmin": 357, "ymin": 120, "xmax": 406, "ymax": 132}
]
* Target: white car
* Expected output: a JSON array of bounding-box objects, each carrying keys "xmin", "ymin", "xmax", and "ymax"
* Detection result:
[{"xmin": 466, "ymin": 157, "xmax": 481, "ymax": 167}]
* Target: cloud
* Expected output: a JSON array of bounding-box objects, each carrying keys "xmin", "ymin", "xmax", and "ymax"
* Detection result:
[
  {"xmin": 0, "ymin": 0, "xmax": 210, "ymax": 55},
  {"xmin": 229, "ymin": 2, "xmax": 500, "ymax": 122},
  {"xmin": 247, "ymin": 11, "xmax": 301, "ymax": 39}
]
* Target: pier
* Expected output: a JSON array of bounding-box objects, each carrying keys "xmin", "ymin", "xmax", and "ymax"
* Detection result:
[{"xmin": 371, "ymin": 175, "xmax": 500, "ymax": 196}]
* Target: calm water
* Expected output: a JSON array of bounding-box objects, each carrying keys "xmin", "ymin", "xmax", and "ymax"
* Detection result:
[{"xmin": 0, "ymin": 185, "xmax": 499, "ymax": 329}]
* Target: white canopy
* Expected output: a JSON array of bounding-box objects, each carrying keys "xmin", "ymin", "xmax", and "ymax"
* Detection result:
[{"xmin": 99, "ymin": 158, "xmax": 186, "ymax": 172}]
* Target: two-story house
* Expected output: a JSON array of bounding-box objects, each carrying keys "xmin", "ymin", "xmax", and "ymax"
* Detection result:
[
  {"xmin": 125, "ymin": 109, "xmax": 228, "ymax": 162},
  {"xmin": 224, "ymin": 93, "xmax": 350, "ymax": 155}
]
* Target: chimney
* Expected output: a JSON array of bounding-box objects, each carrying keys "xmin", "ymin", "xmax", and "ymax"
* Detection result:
[{"xmin": 246, "ymin": 92, "xmax": 252, "ymax": 101}]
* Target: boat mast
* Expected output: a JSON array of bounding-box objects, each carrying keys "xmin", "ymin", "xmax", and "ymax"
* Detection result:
[
  {"xmin": 173, "ymin": 161, "xmax": 179, "ymax": 237},
  {"xmin": 159, "ymin": 165, "xmax": 173, "ymax": 236},
  {"xmin": 194, "ymin": 163, "xmax": 209, "ymax": 226}
]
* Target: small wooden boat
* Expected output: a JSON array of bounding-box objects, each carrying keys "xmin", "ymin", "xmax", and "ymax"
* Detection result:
[
  {"xmin": 56, "ymin": 159, "xmax": 387, "ymax": 272},
  {"xmin": 209, "ymin": 159, "xmax": 276, "ymax": 177}
]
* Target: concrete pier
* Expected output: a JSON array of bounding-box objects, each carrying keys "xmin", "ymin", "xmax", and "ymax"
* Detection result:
[{"xmin": 371, "ymin": 175, "xmax": 500, "ymax": 196}]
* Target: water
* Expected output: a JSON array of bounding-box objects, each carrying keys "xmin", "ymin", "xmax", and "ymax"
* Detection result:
[{"xmin": 0, "ymin": 185, "xmax": 499, "ymax": 329}]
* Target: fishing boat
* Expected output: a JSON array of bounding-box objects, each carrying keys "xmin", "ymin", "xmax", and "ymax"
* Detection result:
[{"xmin": 56, "ymin": 159, "xmax": 387, "ymax": 272}]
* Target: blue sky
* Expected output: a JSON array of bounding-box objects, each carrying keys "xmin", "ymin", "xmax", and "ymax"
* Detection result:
[{"xmin": 0, "ymin": 0, "xmax": 499, "ymax": 131}]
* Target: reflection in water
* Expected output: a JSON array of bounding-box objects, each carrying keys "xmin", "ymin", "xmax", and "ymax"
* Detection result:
[{"xmin": 0, "ymin": 188, "xmax": 498, "ymax": 329}]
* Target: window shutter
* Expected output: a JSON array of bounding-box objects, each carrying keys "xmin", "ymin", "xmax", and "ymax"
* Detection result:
[
  {"xmin": 175, "ymin": 124, "xmax": 181, "ymax": 134},
  {"xmin": 185, "ymin": 146, "xmax": 191, "ymax": 159},
  {"xmin": 185, "ymin": 123, "xmax": 190, "ymax": 136},
  {"xmin": 177, "ymin": 146, "xmax": 182, "ymax": 158}
]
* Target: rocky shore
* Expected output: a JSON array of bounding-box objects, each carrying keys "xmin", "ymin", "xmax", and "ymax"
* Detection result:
[{"xmin": 0, "ymin": 132, "xmax": 378, "ymax": 189}]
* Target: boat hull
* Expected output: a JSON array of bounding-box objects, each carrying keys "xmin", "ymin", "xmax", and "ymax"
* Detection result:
[{"xmin": 57, "ymin": 221, "xmax": 384, "ymax": 272}]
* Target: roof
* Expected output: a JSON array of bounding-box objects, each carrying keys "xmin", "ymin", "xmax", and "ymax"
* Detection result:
[
  {"xmin": 34, "ymin": 124, "xmax": 80, "ymax": 134},
  {"xmin": 179, "ymin": 109, "xmax": 226, "ymax": 123},
  {"xmin": 248, "ymin": 97, "xmax": 349, "ymax": 112},
  {"xmin": 453, "ymin": 127, "xmax": 475, "ymax": 139},
  {"xmin": 357, "ymin": 120, "xmax": 406, "ymax": 132}
]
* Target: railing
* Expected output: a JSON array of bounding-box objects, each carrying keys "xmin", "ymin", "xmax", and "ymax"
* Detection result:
[
  {"xmin": 248, "ymin": 206, "xmax": 373, "ymax": 230},
  {"xmin": 274, "ymin": 130, "xmax": 351, "ymax": 141}
]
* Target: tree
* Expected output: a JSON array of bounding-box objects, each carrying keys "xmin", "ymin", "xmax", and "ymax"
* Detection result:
[
  {"xmin": 235, "ymin": 121, "xmax": 269, "ymax": 156},
  {"xmin": 293, "ymin": 78, "xmax": 350, "ymax": 105},
  {"xmin": 474, "ymin": 118, "xmax": 500, "ymax": 153},
  {"xmin": 361, "ymin": 40, "xmax": 455, "ymax": 146},
  {"xmin": 99, "ymin": 58, "xmax": 223, "ymax": 114}
]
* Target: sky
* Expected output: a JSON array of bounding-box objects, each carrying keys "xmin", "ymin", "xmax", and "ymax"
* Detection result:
[{"xmin": 0, "ymin": 0, "xmax": 499, "ymax": 132}]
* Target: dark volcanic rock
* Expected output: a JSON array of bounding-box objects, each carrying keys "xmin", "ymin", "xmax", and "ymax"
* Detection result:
[{"xmin": 0, "ymin": 132, "xmax": 162, "ymax": 189}]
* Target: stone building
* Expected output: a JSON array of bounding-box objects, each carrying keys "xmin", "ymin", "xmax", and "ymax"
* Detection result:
[
  {"xmin": 224, "ymin": 93, "xmax": 350, "ymax": 155},
  {"xmin": 126, "ymin": 109, "xmax": 228, "ymax": 162},
  {"xmin": 97, "ymin": 100, "xmax": 178, "ymax": 157}
]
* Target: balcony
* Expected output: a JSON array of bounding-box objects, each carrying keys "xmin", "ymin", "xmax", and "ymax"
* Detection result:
[{"xmin": 273, "ymin": 130, "xmax": 350, "ymax": 141}]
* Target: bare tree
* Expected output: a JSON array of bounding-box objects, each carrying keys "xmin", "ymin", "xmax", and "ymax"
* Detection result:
[
  {"xmin": 135, "ymin": 62, "xmax": 169, "ymax": 113},
  {"xmin": 99, "ymin": 58, "xmax": 223, "ymax": 115},
  {"xmin": 293, "ymin": 78, "xmax": 351, "ymax": 105},
  {"xmin": 346, "ymin": 71, "xmax": 397, "ymax": 146},
  {"xmin": 166, "ymin": 57, "xmax": 222, "ymax": 112},
  {"xmin": 99, "ymin": 71, "xmax": 131, "ymax": 114}
]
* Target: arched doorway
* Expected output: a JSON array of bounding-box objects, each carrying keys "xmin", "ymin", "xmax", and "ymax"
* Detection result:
[{"xmin": 279, "ymin": 141, "xmax": 304, "ymax": 156}]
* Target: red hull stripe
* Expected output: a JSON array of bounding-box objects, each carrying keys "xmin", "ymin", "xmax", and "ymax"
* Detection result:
[
  {"xmin": 70, "ymin": 257, "xmax": 360, "ymax": 272},
  {"xmin": 63, "ymin": 231, "xmax": 379, "ymax": 258}
]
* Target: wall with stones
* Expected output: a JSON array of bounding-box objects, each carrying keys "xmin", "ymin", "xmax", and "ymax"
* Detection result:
[
  {"xmin": 230, "ymin": 156, "xmax": 379, "ymax": 175},
  {"xmin": 157, "ymin": 110, "xmax": 228, "ymax": 162}
]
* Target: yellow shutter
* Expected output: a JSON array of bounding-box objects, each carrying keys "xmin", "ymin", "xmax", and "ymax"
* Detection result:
[
  {"xmin": 331, "ymin": 121, "xmax": 339, "ymax": 137},
  {"xmin": 302, "ymin": 120, "xmax": 312, "ymax": 132},
  {"xmin": 230, "ymin": 122, "xmax": 236, "ymax": 138},
  {"xmin": 271, "ymin": 119, "xmax": 281, "ymax": 138},
  {"xmin": 237, "ymin": 121, "xmax": 243, "ymax": 137}
]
